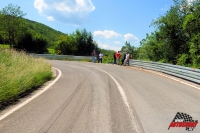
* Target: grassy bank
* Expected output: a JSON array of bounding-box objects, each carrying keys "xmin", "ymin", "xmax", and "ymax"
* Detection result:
[{"xmin": 0, "ymin": 49, "xmax": 52, "ymax": 109}]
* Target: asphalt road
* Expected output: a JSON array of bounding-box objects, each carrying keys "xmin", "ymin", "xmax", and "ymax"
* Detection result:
[{"xmin": 0, "ymin": 60, "xmax": 199, "ymax": 133}]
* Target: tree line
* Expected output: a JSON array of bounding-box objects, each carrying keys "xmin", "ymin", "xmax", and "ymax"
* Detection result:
[
  {"xmin": 54, "ymin": 29, "xmax": 98, "ymax": 56},
  {"xmin": 136, "ymin": 0, "xmax": 200, "ymax": 68}
]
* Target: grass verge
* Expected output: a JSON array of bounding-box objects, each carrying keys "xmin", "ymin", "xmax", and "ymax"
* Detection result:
[{"xmin": 0, "ymin": 49, "xmax": 52, "ymax": 109}]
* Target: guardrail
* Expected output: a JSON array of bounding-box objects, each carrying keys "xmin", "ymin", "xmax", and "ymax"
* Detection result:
[
  {"xmin": 129, "ymin": 60, "xmax": 200, "ymax": 84},
  {"xmin": 33, "ymin": 54, "xmax": 92, "ymax": 61},
  {"xmin": 33, "ymin": 54, "xmax": 200, "ymax": 84}
]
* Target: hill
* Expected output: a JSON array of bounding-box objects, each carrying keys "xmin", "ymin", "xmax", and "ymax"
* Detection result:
[
  {"xmin": 0, "ymin": 17, "xmax": 65, "ymax": 48},
  {"xmin": 25, "ymin": 19, "xmax": 65, "ymax": 47}
]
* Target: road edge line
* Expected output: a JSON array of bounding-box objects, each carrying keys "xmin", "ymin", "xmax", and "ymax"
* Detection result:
[
  {"xmin": 129, "ymin": 66, "xmax": 200, "ymax": 90},
  {"xmin": 0, "ymin": 67, "xmax": 62, "ymax": 121}
]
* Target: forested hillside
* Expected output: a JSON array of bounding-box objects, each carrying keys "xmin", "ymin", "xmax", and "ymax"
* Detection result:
[
  {"xmin": 0, "ymin": 15, "xmax": 65, "ymax": 49},
  {"xmin": 0, "ymin": 4, "xmax": 98, "ymax": 55},
  {"xmin": 25, "ymin": 19, "xmax": 65, "ymax": 47},
  {"xmin": 0, "ymin": 4, "xmax": 66, "ymax": 54}
]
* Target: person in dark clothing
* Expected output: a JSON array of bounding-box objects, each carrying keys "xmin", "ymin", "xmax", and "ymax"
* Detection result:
[
  {"xmin": 121, "ymin": 53, "xmax": 126, "ymax": 65},
  {"xmin": 113, "ymin": 52, "xmax": 116, "ymax": 64}
]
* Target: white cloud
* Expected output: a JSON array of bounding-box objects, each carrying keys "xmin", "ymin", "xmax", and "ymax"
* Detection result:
[
  {"xmin": 97, "ymin": 41, "xmax": 109, "ymax": 49},
  {"xmin": 34, "ymin": 0, "xmax": 95, "ymax": 25},
  {"xmin": 114, "ymin": 41, "xmax": 121, "ymax": 45},
  {"xmin": 34, "ymin": 0, "xmax": 48, "ymax": 13},
  {"xmin": 97, "ymin": 41, "xmax": 121, "ymax": 51},
  {"xmin": 47, "ymin": 16, "xmax": 54, "ymax": 21},
  {"xmin": 124, "ymin": 34, "xmax": 139, "ymax": 42},
  {"xmin": 94, "ymin": 30, "xmax": 121, "ymax": 38}
]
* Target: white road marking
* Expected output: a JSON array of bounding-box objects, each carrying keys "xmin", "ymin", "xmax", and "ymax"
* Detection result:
[
  {"xmin": 96, "ymin": 68, "xmax": 142, "ymax": 133},
  {"xmin": 154, "ymin": 72, "xmax": 200, "ymax": 90},
  {"xmin": 0, "ymin": 67, "xmax": 62, "ymax": 121},
  {"xmin": 130, "ymin": 67, "xmax": 200, "ymax": 90}
]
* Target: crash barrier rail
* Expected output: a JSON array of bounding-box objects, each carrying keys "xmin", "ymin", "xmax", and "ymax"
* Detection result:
[
  {"xmin": 129, "ymin": 60, "xmax": 200, "ymax": 84},
  {"xmin": 33, "ymin": 54, "xmax": 91, "ymax": 60}
]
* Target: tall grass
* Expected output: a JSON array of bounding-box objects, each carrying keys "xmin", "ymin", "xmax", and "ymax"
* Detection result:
[{"xmin": 0, "ymin": 49, "xmax": 52, "ymax": 108}]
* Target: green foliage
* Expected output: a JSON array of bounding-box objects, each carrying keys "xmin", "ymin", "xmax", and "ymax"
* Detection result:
[
  {"xmin": 121, "ymin": 41, "xmax": 137, "ymax": 59},
  {"xmin": 0, "ymin": 4, "xmax": 65, "ymax": 51},
  {"xmin": 96, "ymin": 48, "xmax": 115, "ymax": 63},
  {"xmin": 0, "ymin": 44, "xmax": 9, "ymax": 49},
  {"xmin": 55, "ymin": 34, "xmax": 77, "ymax": 55},
  {"xmin": 25, "ymin": 19, "xmax": 65, "ymax": 47},
  {"xmin": 177, "ymin": 54, "xmax": 191, "ymax": 66},
  {"xmin": 48, "ymin": 48, "xmax": 56, "ymax": 54},
  {"xmin": 55, "ymin": 28, "xmax": 97, "ymax": 56},
  {"xmin": 139, "ymin": 32, "xmax": 166, "ymax": 62},
  {"xmin": 0, "ymin": 4, "xmax": 26, "ymax": 48},
  {"xmin": 0, "ymin": 4, "xmax": 100, "ymax": 56},
  {"xmin": 137, "ymin": 0, "xmax": 200, "ymax": 68},
  {"xmin": 15, "ymin": 32, "xmax": 48, "ymax": 53},
  {"xmin": 75, "ymin": 29, "xmax": 96, "ymax": 56},
  {"xmin": 0, "ymin": 49, "xmax": 52, "ymax": 108}
]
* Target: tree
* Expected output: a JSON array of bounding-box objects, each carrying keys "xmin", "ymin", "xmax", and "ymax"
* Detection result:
[
  {"xmin": 182, "ymin": 1, "xmax": 200, "ymax": 67},
  {"xmin": 75, "ymin": 29, "xmax": 95, "ymax": 56},
  {"xmin": 138, "ymin": 0, "xmax": 200, "ymax": 67},
  {"xmin": 138, "ymin": 0, "xmax": 194, "ymax": 64},
  {"xmin": 0, "ymin": 4, "xmax": 26, "ymax": 48},
  {"xmin": 55, "ymin": 29, "xmax": 97, "ymax": 56},
  {"xmin": 55, "ymin": 34, "xmax": 77, "ymax": 55},
  {"xmin": 121, "ymin": 41, "xmax": 137, "ymax": 59},
  {"xmin": 16, "ymin": 32, "xmax": 48, "ymax": 54}
]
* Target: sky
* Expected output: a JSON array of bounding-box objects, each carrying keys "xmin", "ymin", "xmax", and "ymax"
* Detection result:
[{"xmin": 0, "ymin": 0, "xmax": 175, "ymax": 51}]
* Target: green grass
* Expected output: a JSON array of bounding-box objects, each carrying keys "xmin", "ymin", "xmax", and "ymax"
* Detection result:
[
  {"xmin": 0, "ymin": 49, "xmax": 52, "ymax": 109},
  {"xmin": 0, "ymin": 44, "xmax": 10, "ymax": 49}
]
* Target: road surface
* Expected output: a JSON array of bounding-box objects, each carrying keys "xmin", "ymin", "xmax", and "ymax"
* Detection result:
[{"xmin": 0, "ymin": 60, "xmax": 199, "ymax": 133}]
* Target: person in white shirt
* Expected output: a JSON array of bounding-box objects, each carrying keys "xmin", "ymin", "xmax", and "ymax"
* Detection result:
[
  {"xmin": 98, "ymin": 52, "xmax": 103, "ymax": 63},
  {"xmin": 123, "ymin": 52, "xmax": 130, "ymax": 66}
]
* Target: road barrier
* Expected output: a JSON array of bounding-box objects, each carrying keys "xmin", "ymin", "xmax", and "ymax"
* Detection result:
[
  {"xmin": 129, "ymin": 60, "xmax": 200, "ymax": 84},
  {"xmin": 33, "ymin": 54, "xmax": 91, "ymax": 61},
  {"xmin": 33, "ymin": 54, "xmax": 200, "ymax": 84}
]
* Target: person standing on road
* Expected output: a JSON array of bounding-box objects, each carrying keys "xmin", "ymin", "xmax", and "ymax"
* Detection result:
[
  {"xmin": 113, "ymin": 52, "xmax": 116, "ymax": 64},
  {"xmin": 91, "ymin": 50, "xmax": 96, "ymax": 63},
  {"xmin": 123, "ymin": 52, "xmax": 130, "ymax": 66},
  {"xmin": 121, "ymin": 53, "xmax": 126, "ymax": 65},
  {"xmin": 98, "ymin": 52, "xmax": 103, "ymax": 63},
  {"xmin": 116, "ymin": 51, "xmax": 121, "ymax": 65}
]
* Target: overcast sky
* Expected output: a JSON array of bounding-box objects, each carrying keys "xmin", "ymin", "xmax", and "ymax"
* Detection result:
[{"xmin": 0, "ymin": 0, "xmax": 176, "ymax": 51}]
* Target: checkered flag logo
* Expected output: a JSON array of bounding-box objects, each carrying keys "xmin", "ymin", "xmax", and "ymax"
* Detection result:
[{"xmin": 168, "ymin": 112, "xmax": 198, "ymax": 131}]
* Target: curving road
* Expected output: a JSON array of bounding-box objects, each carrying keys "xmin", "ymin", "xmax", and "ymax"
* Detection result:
[{"xmin": 0, "ymin": 60, "xmax": 200, "ymax": 133}]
